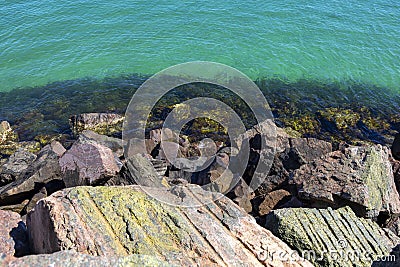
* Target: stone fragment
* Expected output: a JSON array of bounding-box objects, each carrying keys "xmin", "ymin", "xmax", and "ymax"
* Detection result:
[{"xmin": 252, "ymin": 190, "xmax": 292, "ymax": 216}]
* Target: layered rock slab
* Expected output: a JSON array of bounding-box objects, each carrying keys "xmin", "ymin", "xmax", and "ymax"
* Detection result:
[
  {"xmin": 265, "ymin": 206, "xmax": 400, "ymax": 267},
  {"xmin": 1, "ymin": 250, "xmax": 173, "ymax": 267},
  {"xmin": 27, "ymin": 186, "xmax": 312, "ymax": 266}
]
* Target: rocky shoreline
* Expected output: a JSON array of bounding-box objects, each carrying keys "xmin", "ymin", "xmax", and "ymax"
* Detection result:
[{"xmin": 1, "ymin": 112, "xmax": 400, "ymax": 266}]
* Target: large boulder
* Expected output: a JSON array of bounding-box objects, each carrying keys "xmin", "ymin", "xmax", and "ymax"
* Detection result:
[
  {"xmin": 59, "ymin": 139, "xmax": 120, "ymax": 187},
  {"xmin": 265, "ymin": 206, "xmax": 400, "ymax": 267},
  {"xmin": 27, "ymin": 185, "xmax": 312, "ymax": 266},
  {"xmin": 0, "ymin": 142, "xmax": 66, "ymax": 213},
  {"xmin": 0, "ymin": 210, "xmax": 29, "ymax": 257},
  {"xmin": 78, "ymin": 130, "xmax": 124, "ymax": 157},
  {"xmin": 293, "ymin": 145, "xmax": 400, "ymax": 219},
  {"xmin": 0, "ymin": 149, "xmax": 37, "ymax": 187},
  {"xmin": 69, "ymin": 113, "xmax": 124, "ymax": 136},
  {"xmin": 1, "ymin": 250, "xmax": 172, "ymax": 267}
]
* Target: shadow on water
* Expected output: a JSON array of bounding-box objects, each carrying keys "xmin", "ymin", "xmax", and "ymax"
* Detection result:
[{"xmin": 0, "ymin": 73, "xmax": 399, "ymax": 146}]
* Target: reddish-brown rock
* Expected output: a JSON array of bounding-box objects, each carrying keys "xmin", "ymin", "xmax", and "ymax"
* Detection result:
[
  {"xmin": 0, "ymin": 210, "xmax": 29, "ymax": 257},
  {"xmin": 252, "ymin": 190, "xmax": 292, "ymax": 216},
  {"xmin": 59, "ymin": 139, "xmax": 120, "ymax": 187},
  {"xmin": 27, "ymin": 185, "xmax": 312, "ymax": 266},
  {"xmin": 294, "ymin": 145, "xmax": 400, "ymax": 219}
]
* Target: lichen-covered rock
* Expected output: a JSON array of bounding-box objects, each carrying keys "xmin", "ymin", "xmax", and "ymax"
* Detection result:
[
  {"xmin": 69, "ymin": 113, "xmax": 124, "ymax": 136},
  {"xmin": 2, "ymin": 250, "xmax": 173, "ymax": 267},
  {"xmin": 265, "ymin": 206, "xmax": 400, "ymax": 267},
  {"xmin": 0, "ymin": 210, "xmax": 29, "ymax": 257},
  {"xmin": 59, "ymin": 139, "xmax": 120, "ymax": 187},
  {"xmin": 294, "ymin": 145, "xmax": 400, "ymax": 219},
  {"xmin": 27, "ymin": 186, "xmax": 312, "ymax": 266},
  {"xmin": 0, "ymin": 121, "xmax": 19, "ymax": 156}
]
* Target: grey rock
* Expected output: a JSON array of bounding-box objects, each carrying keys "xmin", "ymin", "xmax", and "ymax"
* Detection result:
[
  {"xmin": 0, "ymin": 149, "xmax": 37, "ymax": 187},
  {"xmin": 0, "ymin": 142, "xmax": 65, "ymax": 209}
]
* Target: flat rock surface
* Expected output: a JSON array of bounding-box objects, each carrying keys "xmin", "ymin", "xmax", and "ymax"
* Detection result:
[
  {"xmin": 27, "ymin": 185, "xmax": 312, "ymax": 266},
  {"xmin": 1, "ymin": 251, "xmax": 173, "ymax": 267},
  {"xmin": 265, "ymin": 206, "xmax": 400, "ymax": 267}
]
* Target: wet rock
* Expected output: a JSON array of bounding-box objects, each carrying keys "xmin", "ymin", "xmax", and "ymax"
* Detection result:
[
  {"xmin": 0, "ymin": 121, "xmax": 19, "ymax": 156},
  {"xmin": 27, "ymin": 185, "xmax": 312, "ymax": 266},
  {"xmin": 0, "ymin": 149, "xmax": 37, "ymax": 187},
  {"xmin": 0, "ymin": 210, "xmax": 29, "ymax": 257},
  {"xmin": 392, "ymin": 133, "xmax": 400, "ymax": 160},
  {"xmin": 265, "ymin": 206, "xmax": 400, "ymax": 267},
  {"xmin": 69, "ymin": 113, "xmax": 124, "ymax": 136},
  {"xmin": 59, "ymin": 139, "xmax": 120, "ymax": 187},
  {"xmin": 0, "ymin": 142, "xmax": 65, "ymax": 212},
  {"xmin": 252, "ymin": 189, "xmax": 292, "ymax": 216},
  {"xmin": 294, "ymin": 145, "xmax": 400, "ymax": 219},
  {"xmin": 78, "ymin": 130, "xmax": 124, "ymax": 157},
  {"xmin": 2, "ymin": 250, "xmax": 172, "ymax": 267}
]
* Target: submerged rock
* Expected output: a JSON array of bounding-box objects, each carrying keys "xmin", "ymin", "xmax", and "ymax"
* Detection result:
[
  {"xmin": 265, "ymin": 206, "xmax": 400, "ymax": 267},
  {"xmin": 293, "ymin": 145, "xmax": 400, "ymax": 219},
  {"xmin": 0, "ymin": 121, "xmax": 19, "ymax": 156},
  {"xmin": 69, "ymin": 113, "xmax": 124, "ymax": 136},
  {"xmin": 27, "ymin": 185, "xmax": 312, "ymax": 266}
]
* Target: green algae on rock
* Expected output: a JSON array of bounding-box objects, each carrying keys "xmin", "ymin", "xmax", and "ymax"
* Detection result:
[
  {"xmin": 2, "ymin": 250, "xmax": 174, "ymax": 267},
  {"xmin": 27, "ymin": 185, "xmax": 313, "ymax": 266},
  {"xmin": 265, "ymin": 206, "xmax": 400, "ymax": 267}
]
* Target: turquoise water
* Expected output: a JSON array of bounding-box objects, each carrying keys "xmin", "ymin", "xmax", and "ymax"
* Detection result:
[{"xmin": 1, "ymin": 0, "xmax": 399, "ymax": 92}]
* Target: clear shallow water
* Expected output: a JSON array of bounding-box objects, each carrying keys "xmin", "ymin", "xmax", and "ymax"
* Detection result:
[{"xmin": 1, "ymin": 0, "xmax": 399, "ymax": 92}]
